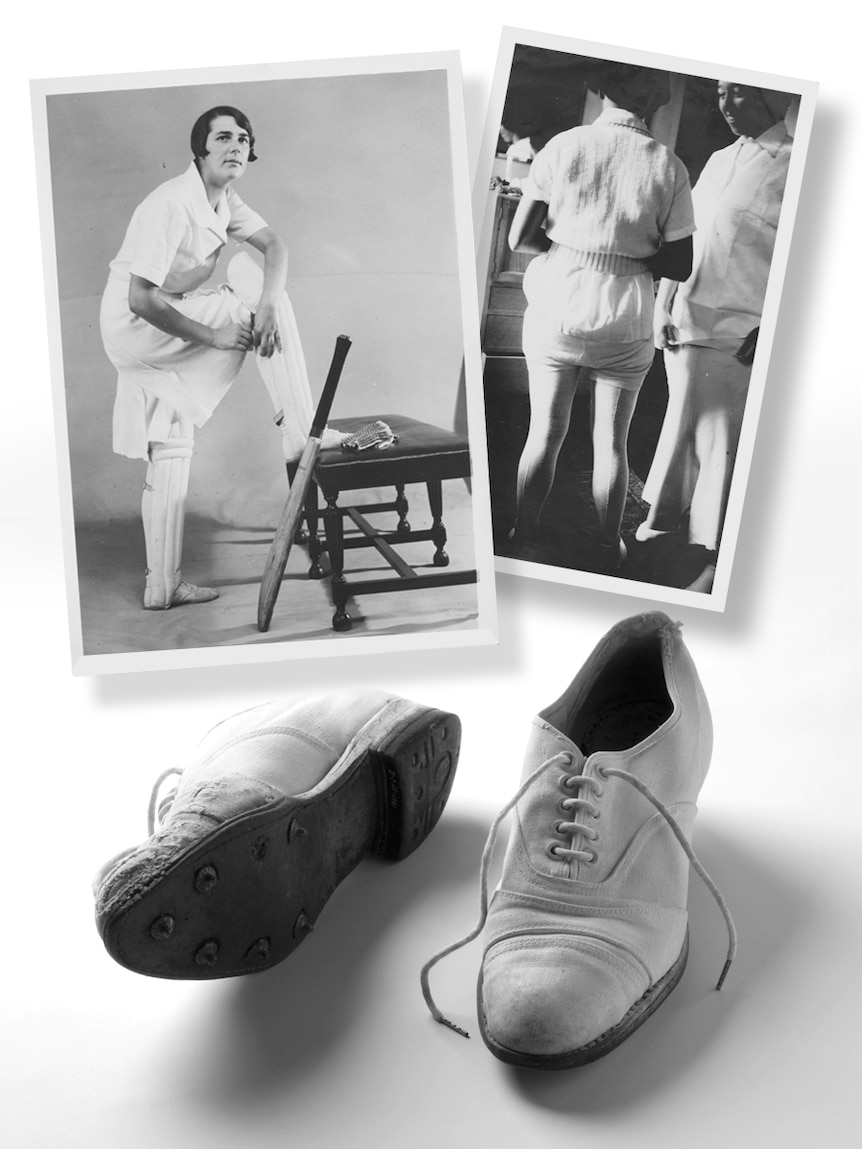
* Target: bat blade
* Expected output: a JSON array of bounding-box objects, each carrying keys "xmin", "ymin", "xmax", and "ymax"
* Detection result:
[
  {"xmin": 257, "ymin": 437, "xmax": 319, "ymax": 632},
  {"xmin": 257, "ymin": 335, "xmax": 352, "ymax": 632}
]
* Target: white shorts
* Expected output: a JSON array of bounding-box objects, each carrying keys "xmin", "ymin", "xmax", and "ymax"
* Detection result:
[{"xmin": 523, "ymin": 242, "xmax": 655, "ymax": 345}]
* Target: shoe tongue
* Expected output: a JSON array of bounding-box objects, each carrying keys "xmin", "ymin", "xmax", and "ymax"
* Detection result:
[{"xmin": 522, "ymin": 719, "xmax": 585, "ymax": 781}]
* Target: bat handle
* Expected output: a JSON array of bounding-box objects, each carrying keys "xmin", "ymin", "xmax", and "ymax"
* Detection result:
[{"xmin": 310, "ymin": 334, "xmax": 352, "ymax": 437}]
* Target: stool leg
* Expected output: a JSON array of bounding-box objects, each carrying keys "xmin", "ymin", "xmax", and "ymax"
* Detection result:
[
  {"xmin": 324, "ymin": 493, "xmax": 352, "ymax": 632},
  {"xmin": 395, "ymin": 484, "xmax": 411, "ymax": 536},
  {"xmin": 306, "ymin": 482, "xmax": 325, "ymax": 580},
  {"xmin": 427, "ymin": 479, "xmax": 450, "ymax": 567}
]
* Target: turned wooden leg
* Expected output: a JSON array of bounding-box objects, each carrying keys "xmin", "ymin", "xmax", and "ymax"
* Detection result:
[
  {"xmin": 427, "ymin": 479, "xmax": 450, "ymax": 567},
  {"xmin": 324, "ymin": 493, "xmax": 352, "ymax": 631},
  {"xmin": 306, "ymin": 482, "xmax": 324, "ymax": 579},
  {"xmin": 395, "ymin": 483, "xmax": 411, "ymax": 536}
]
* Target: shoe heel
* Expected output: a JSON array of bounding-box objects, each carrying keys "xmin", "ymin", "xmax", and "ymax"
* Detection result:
[{"xmin": 371, "ymin": 707, "xmax": 461, "ymax": 860}]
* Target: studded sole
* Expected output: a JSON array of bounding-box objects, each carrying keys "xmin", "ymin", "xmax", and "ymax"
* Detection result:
[
  {"xmin": 476, "ymin": 930, "xmax": 689, "ymax": 1070},
  {"xmin": 100, "ymin": 705, "xmax": 460, "ymax": 980}
]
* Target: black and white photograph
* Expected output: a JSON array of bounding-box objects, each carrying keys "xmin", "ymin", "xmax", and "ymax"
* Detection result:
[
  {"xmin": 476, "ymin": 29, "xmax": 816, "ymax": 610},
  {"xmin": 33, "ymin": 53, "xmax": 496, "ymax": 674},
  {"xmin": 5, "ymin": 4, "xmax": 860, "ymax": 1149}
]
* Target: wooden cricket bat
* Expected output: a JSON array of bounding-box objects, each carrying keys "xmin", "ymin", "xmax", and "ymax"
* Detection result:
[{"xmin": 257, "ymin": 334, "xmax": 352, "ymax": 632}]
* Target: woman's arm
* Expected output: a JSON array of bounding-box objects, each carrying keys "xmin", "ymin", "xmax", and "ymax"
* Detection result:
[
  {"xmin": 246, "ymin": 227, "xmax": 288, "ymax": 358},
  {"xmin": 650, "ymin": 238, "xmax": 693, "ymax": 350},
  {"xmin": 645, "ymin": 235, "xmax": 693, "ymax": 282},
  {"xmin": 653, "ymin": 276, "xmax": 683, "ymax": 350},
  {"xmin": 128, "ymin": 275, "xmax": 253, "ymax": 351},
  {"xmin": 508, "ymin": 196, "xmax": 551, "ymax": 254}
]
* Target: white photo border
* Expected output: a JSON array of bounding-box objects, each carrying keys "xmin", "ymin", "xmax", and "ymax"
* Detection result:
[
  {"xmin": 475, "ymin": 27, "xmax": 819, "ymax": 612},
  {"xmin": 32, "ymin": 51, "xmax": 498, "ymax": 675}
]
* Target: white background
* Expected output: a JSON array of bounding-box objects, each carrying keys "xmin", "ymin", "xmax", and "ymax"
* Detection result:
[{"xmin": 4, "ymin": 3, "xmax": 859, "ymax": 1147}]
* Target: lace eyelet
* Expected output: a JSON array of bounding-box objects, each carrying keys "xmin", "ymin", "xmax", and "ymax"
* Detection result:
[
  {"xmin": 596, "ymin": 765, "xmax": 608, "ymax": 780},
  {"xmin": 586, "ymin": 850, "xmax": 598, "ymax": 864},
  {"xmin": 592, "ymin": 809, "xmax": 601, "ymax": 820},
  {"xmin": 553, "ymin": 820, "xmax": 567, "ymax": 836},
  {"xmin": 559, "ymin": 775, "xmax": 576, "ymax": 792},
  {"xmin": 546, "ymin": 842, "xmax": 562, "ymax": 859},
  {"xmin": 559, "ymin": 797, "xmax": 574, "ymax": 813}
]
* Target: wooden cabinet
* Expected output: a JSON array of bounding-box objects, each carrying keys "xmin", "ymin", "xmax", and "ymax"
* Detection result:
[
  {"xmin": 480, "ymin": 193, "xmax": 535, "ymax": 539},
  {"xmin": 480, "ymin": 193, "xmax": 535, "ymax": 356}
]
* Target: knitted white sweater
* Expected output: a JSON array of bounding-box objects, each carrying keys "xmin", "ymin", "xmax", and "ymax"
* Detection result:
[{"xmin": 525, "ymin": 109, "xmax": 695, "ymax": 275}]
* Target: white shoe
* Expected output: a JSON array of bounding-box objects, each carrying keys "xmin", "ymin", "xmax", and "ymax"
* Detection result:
[
  {"xmin": 94, "ymin": 691, "xmax": 460, "ymax": 979},
  {"xmin": 421, "ymin": 612, "xmax": 735, "ymax": 1067},
  {"xmin": 634, "ymin": 522, "xmax": 677, "ymax": 543},
  {"xmin": 143, "ymin": 580, "xmax": 219, "ymax": 610}
]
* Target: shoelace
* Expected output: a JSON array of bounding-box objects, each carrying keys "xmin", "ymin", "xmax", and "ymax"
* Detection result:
[
  {"xmin": 420, "ymin": 751, "xmax": 737, "ymax": 1038},
  {"xmin": 549, "ymin": 769, "xmax": 603, "ymax": 863},
  {"xmin": 146, "ymin": 767, "xmax": 185, "ymax": 836}
]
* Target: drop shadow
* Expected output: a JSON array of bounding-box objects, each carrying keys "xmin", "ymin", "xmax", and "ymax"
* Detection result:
[
  {"xmin": 157, "ymin": 811, "xmax": 490, "ymax": 1107},
  {"xmin": 696, "ymin": 100, "xmax": 842, "ymax": 639}
]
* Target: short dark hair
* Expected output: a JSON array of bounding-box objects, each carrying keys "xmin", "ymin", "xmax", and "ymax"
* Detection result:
[
  {"xmin": 190, "ymin": 106, "xmax": 257, "ymax": 163},
  {"xmin": 587, "ymin": 63, "xmax": 670, "ymax": 118}
]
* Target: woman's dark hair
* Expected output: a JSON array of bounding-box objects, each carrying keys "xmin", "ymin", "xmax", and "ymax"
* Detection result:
[
  {"xmin": 593, "ymin": 63, "xmax": 657, "ymax": 99},
  {"xmin": 586, "ymin": 63, "xmax": 670, "ymax": 118},
  {"xmin": 190, "ymin": 106, "xmax": 257, "ymax": 163}
]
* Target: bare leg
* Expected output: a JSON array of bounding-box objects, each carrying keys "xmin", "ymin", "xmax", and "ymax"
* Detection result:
[
  {"xmin": 591, "ymin": 377, "xmax": 640, "ymax": 545},
  {"xmin": 514, "ymin": 356, "xmax": 583, "ymax": 536}
]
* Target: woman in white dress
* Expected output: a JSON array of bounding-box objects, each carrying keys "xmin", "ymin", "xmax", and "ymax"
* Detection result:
[
  {"xmin": 101, "ymin": 105, "xmax": 322, "ymax": 610},
  {"xmin": 637, "ymin": 83, "xmax": 794, "ymax": 593}
]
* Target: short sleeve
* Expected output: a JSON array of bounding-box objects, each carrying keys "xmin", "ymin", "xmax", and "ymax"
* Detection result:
[
  {"xmin": 126, "ymin": 194, "xmax": 187, "ymax": 288},
  {"xmin": 225, "ymin": 188, "xmax": 268, "ymax": 242},
  {"xmin": 522, "ymin": 141, "xmax": 556, "ymax": 204},
  {"xmin": 661, "ymin": 157, "xmax": 696, "ymax": 244}
]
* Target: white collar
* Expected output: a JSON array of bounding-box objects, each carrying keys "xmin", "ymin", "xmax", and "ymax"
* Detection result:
[
  {"xmin": 740, "ymin": 120, "xmax": 793, "ymax": 158},
  {"xmin": 179, "ymin": 161, "xmax": 230, "ymax": 237},
  {"xmin": 593, "ymin": 108, "xmax": 652, "ymax": 137}
]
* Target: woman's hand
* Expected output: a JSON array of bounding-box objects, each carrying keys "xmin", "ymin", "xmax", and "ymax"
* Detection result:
[
  {"xmin": 654, "ymin": 306, "xmax": 680, "ymax": 350},
  {"xmin": 211, "ymin": 319, "xmax": 254, "ymax": 352},
  {"xmin": 252, "ymin": 299, "xmax": 282, "ymax": 358},
  {"xmin": 245, "ymin": 228, "xmax": 288, "ymax": 358}
]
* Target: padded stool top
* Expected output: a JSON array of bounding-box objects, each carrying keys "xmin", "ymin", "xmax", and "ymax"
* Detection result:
[{"xmin": 316, "ymin": 414, "xmax": 471, "ymax": 491}]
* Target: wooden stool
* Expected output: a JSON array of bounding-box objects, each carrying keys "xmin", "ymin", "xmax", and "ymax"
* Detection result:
[{"xmin": 305, "ymin": 414, "xmax": 476, "ymax": 631}]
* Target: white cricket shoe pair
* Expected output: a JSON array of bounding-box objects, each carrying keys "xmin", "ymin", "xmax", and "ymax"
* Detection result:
[{"xmin": 94, "ymin": 612, "xmax": 733, "ymax": 1068}]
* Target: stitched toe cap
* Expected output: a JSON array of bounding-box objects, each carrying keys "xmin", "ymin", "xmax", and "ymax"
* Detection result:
[{"xmin": 479, "ymin": 936, "xmax": 649, "ymax": 1060}]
